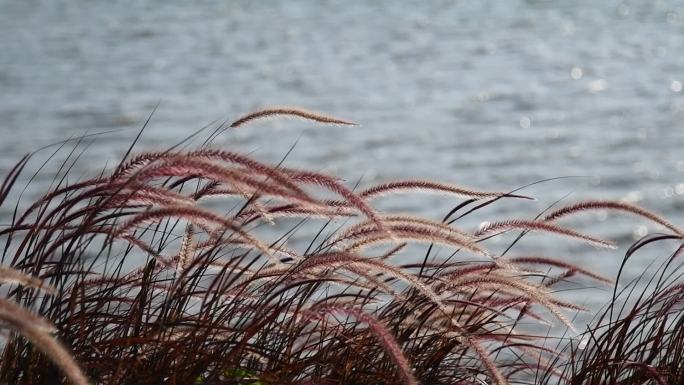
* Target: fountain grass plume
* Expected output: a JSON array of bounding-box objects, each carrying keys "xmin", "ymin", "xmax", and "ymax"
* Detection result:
[{"xmin": 229, "ymin": 106, "xmax": 358, "ymax": 128}]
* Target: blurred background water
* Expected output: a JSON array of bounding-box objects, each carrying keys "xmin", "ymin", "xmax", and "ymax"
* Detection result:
[{"xmin": 1, "ymin": 0, "xmax": 683, "ymax": 310}]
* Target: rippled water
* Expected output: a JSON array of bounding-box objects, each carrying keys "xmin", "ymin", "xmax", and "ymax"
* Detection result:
[{"xmin": 1, "ymin": 1, "xmax": 683, "ymax": 308}]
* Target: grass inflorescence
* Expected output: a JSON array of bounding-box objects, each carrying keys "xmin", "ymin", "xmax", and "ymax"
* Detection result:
[{"xmin": 0, "ymin": 108, "xmax": 681, "ymax": 385}]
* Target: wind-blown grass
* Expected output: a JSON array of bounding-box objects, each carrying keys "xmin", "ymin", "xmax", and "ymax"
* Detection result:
[{"xmin": 0, "ymin": 108, "xmax": 680, "ymax": 385}]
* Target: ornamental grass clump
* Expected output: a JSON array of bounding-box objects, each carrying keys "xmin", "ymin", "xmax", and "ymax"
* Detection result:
[
  {"xmin": 537, "ymin": 235, "xmax": 684, "ymax": 385},
  {"xmin": 0, "ymin": 108, "xmax": 680, "ymax": 385}
]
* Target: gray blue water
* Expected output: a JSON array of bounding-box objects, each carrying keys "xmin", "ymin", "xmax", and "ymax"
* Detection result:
[{"xmin": 1, "ymin": 1, "xmax": 683, "ymax": 309}]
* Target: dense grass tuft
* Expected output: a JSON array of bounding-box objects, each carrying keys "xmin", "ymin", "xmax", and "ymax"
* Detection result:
[{"xmin": 0, "ymin": 108, "xmax": 681, "ymax": 385}]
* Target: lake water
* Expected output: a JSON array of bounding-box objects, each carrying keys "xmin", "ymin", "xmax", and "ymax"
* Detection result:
[{"xmin": 1, "ymin": 0, "xmax": 683, "ymax": 311}]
